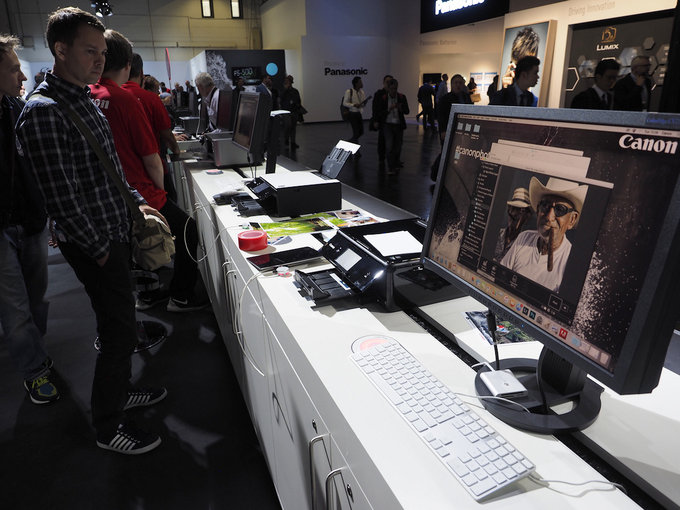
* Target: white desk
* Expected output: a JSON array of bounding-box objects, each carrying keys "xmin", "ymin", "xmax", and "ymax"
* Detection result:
[
  {"xmin": 181, "ymin": 159, "xmax": 644, "ymax": 509},
  {"xmin": 418, "ymin": 290, "xmax": 680, "ymax": 510}
]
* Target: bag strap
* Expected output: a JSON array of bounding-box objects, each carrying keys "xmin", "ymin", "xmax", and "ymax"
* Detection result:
[{"xmin": 32, "ymin": 90, "xmax": 144, "ymax": 223}]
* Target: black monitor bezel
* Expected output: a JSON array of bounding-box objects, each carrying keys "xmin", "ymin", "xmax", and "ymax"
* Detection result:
[
  {"xmin": 232, "ymin": 91, "xmax": 271, "ymax": 161},
  {"xmin": 421, "ymin": 104, "xmax": 680, "ymax": 395}
]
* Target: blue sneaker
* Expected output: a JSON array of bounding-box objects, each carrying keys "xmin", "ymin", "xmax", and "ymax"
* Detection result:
[{"xmin": 24, "ymin": 374, "xmax": 59, "ymax": 404}]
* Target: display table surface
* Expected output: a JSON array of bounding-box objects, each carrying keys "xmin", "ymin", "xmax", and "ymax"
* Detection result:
[{"xmin": 180, "ymin": 157, "xmax": 670, "ymax": 509}]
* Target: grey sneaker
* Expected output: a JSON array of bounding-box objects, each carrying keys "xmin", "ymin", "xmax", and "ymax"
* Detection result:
[
  {"xmin": 124, "ymin": 387, "xmax": 168, "ymax": 410},
  {"xmin": 166, "ymin": 295, "xmax": 209, "ymax": 313}
]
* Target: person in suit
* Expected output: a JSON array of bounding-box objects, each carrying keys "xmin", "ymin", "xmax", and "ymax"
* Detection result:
[
  {"xmin": 256, "ymin": 73, "xmax": 278, "ymax": 109},
  {"xmin": 436, "ymin": 74, "xmax": 472, "ymax": 143},
  {"xmin": 370, "ymin": 74, "xmax": 393, "ymax": 168},
  {"xmin": 417, "ymin": 78, "xmax": 436, "ymax": 130},
  {"xmin": 373, "ymin": 78, "xmax": 409, "ymax": 175},
  {"xmin": 613, "ymin": 55, "xmax": 653, "ymax": 111},
  {"xmin": 490, "ymin": 55, "xmax": 540, "ymax": 107},
  {"xmin": 280, "ymin": 75, "xmax": 302, "ymax": 149},
  {"xmin": 570, "ymin": 59, "xmax": 620, "ymax": 110}
]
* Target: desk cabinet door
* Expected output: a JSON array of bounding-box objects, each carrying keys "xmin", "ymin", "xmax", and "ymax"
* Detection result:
[
  {"xmin": 326, "ymin": 440, "xmax": 374, "ymax": 510},
  {"xmin": 226, "ymin": 260, "xmax": 274, "ymax": 467},
  {"xmin": 266, "ymin": 318, "xmax": 333, "ymax": 510},
  {"xmin": 195, "ymin": 205, "xmax": 231, "ymax": 331}
]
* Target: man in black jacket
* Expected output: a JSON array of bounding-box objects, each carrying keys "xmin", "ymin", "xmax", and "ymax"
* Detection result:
[
  {"xmin": 436, "ymin": 74, "xmax": 472, "ymax": 143},
  {"xmin": 370, "ymin": 74, "xmax": 393, "ymax": 168},
  {"xmin": 373, "ymin": 78, "xmax": 409, "ymax": 175},
  {"xmin": 570, "ymin": 59, "xmax": 620, "ymax": 110},
  {"xmin": 613, "ymin": 56, "xmax": 653, "ymax": 111},
  {"xmin": 0, "ymin": 33, "xmax": 59, "ymax": 404},
  {"xmin": 490, "ymin": 56, "xmax": 540, "ymax": 107}
]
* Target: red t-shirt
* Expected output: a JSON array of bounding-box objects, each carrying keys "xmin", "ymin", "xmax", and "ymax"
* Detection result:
[
  {"xmin": 121, "ymin": 80, "xmax": 171, "ymax": 153},
  {"xmin": 89, "ymin": 78, "xmax": 167, "ymax": 210}
]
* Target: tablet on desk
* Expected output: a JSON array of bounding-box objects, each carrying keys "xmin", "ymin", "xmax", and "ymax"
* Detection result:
[{"xmin": 247, "ymin": 246, "xmax": 323, "ymax": 271}]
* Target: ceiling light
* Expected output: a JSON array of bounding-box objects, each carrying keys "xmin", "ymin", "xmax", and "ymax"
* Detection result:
[{"xmin": 91, "ymin": 1, "xmax": 113, "ymax": 17}]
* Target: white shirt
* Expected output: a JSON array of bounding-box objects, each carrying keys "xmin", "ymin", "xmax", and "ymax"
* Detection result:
[
  {"xmin": 386, "ymin": 94, "xmax": 399, "ymax": 124},
  {"xmin": 500, "ymin": 230, "xmax": 572, "ymax": 292},
  {"xmin": 343, "ymin": 88, "xmax": 366, "ymax": 113}
]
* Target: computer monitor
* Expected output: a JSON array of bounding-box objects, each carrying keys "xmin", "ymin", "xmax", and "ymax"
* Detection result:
[
  {"xmin": 232, "ymin": 91, "xmax": 271, "ymax": 164},
  {"xmin": 215, "ymin": 88, "xmax": 234, "ymax": 131},
  {"xmin": 422, "ymin": 104, "xmax": 680, "ymax": 433}
]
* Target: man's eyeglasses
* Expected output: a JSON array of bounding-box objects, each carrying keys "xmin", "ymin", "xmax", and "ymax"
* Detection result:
[{"xmin": 538, "ymin": 200, "xmax": 575, "ymax": 217}]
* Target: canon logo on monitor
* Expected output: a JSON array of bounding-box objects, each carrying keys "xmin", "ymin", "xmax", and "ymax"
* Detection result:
[{"xmin": 618, "ymin": 134, "xmax": 678, "ymax": 154}]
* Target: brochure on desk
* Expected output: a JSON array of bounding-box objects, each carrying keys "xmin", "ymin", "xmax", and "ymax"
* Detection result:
[{"xmin": 249, "ymin": 209, "xmax": 379, "ymax": 240}]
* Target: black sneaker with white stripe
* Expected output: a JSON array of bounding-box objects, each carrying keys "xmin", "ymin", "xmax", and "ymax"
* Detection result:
[
  {"xmin": 96, "ymin": 421, "xmax": 161, "ymax": 455},
  {"xmin": 124, "ymin": 387, "xmax": 167, "ymax": 410}
]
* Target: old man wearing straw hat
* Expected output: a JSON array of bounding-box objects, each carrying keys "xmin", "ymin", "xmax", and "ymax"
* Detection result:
[{"xmin": 500, "ymin": 177, "xmax": 588, "ymax": 292}]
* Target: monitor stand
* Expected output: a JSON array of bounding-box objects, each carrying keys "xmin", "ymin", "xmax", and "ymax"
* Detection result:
[{"xmin": 474, "ymin": 345, "xmax": 603, "ymax": 434}]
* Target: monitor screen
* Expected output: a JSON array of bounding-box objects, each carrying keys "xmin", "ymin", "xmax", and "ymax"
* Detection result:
[
  {"xmin": 215, "ymin": 88, "xmax": 234, "ymax": 131},
  {"xmin": 422, "ymin": 105, "xmax": 680, "ymax": 397},
  {"xmin": 232, "ymin": 91, "xmax": 271, "ymax": 162}
]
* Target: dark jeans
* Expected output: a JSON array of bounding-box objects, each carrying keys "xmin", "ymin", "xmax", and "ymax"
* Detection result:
[
  {"xmin": 378, "ymin": 126, "xmax": 385, "ymax": 162},
  {"xmin": 159, "ymin": 199, "xmax": 198, "ymax": 299},
  {"xmin": 283, "ymin": 115, "xmax": 297, "ymax": 145},
  {"xmin": 59, "ymin": 241, "xmax": 137, "ymax": 438},
  {"xmin": 347, "ymin": 112, "xmax": 363, "ymax": 143},
  {"xmin": 383, "ymin": 123, "xmax": 404, "ymax": 171},
  {"xmin": 421, "ymin": 106, "xmax": 435, "ymax": 128}
]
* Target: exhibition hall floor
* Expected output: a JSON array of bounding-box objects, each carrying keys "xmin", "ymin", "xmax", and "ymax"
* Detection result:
[{"xmin": 0, "ymin": 120, "xmax": 677, "ymax": 510}]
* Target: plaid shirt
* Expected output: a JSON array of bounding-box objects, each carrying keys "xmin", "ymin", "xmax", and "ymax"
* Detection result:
[{"xmin": 16, "ymin": 72, "xmax": 145, "ymax": 260}]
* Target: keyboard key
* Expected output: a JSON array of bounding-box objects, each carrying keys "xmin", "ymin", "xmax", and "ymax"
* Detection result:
[
  {"xmin": 470, "ymin": 477, "xmax": 497, "ymax": 496},
  {"xmin": 492, "ymin": 472, "xmax": 507, "ymax": 484},
  {"xmin": 412, "ymin": 419, "xmax": 429, "ymax": 432},
  {"xmin": 447, "ymin": 457, "xmax": 470, "ymax": 478},
  {"xmin": 461, "ymin": 473, "xmax": 478, "ymax": 487}
]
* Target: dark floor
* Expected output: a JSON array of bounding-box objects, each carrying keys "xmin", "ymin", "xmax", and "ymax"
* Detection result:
[
  {"xmin": 0, "ymin": 120, "xmax": 677, "ymax": 510},
  {"xmin": 284, "ymin": 119, "xmax": 443, "ymax": 220}
]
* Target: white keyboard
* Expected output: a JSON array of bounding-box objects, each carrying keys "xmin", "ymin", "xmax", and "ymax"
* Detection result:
[{"xmin": 350, "ymin": 336, "xmax": 535, "ymax": 501}]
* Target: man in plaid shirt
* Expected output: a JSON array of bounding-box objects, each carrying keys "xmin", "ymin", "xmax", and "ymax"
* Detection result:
[{"xmin": 16, "ymin": 7, "xmax": 167, "ymax": 455}]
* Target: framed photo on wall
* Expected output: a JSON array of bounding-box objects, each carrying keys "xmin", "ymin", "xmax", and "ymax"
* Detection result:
[
  {"xmin": 499, "ymin": 21, "xmax": 556, "ymax": 107},
  {"xmin": 562, "ymin": 10, "xmax": 674, "ymax": 111}
]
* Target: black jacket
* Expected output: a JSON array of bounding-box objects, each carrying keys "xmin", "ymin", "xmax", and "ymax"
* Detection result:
[
  {"xmin": 280, "ymin": 86, "xmax": 302, "ymax": 122},
  {"xmin": 570, "ymin": 87, "xmax": 611, "ymax": 110},
  {"xmin": 612, "ymin": 73, "xmax": 653, "ymax": 111},
  {"xmin": 489, "ymin": 86, "xmax": 536, "ymax": 107},
  {"xmin": 0, "ymin": 95, "xmax": 47, "ymax": 234},
  {"xmin": 436, "ymin": 91, "xmax": 472, "ymax": 133},
  {"xmin": 373, "ymin": 92, "xmax": 410, "ymax": 130}
]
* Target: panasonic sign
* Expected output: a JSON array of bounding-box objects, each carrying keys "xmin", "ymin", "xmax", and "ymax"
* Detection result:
[
  {"xmin": 435, "ymin": 0, "xmax": 485, "ymax": 15},
  {"xmin": 618, "ymin": 134, "xmax": 678, "ymax": 154}
]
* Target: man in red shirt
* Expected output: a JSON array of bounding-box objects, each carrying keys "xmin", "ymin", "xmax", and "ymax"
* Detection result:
[
  {"xmin": 90, "ymin": 29, "xmax": 203, "ymax": 312},
  {"xmin": 122, "ymin": 53, "xmax": 180, "ymax": 201}
]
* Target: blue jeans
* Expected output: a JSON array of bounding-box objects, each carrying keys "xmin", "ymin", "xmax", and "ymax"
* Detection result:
[{"xmin": 0, "ymin": 225, "xmax": 50, "ymax": 381}]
